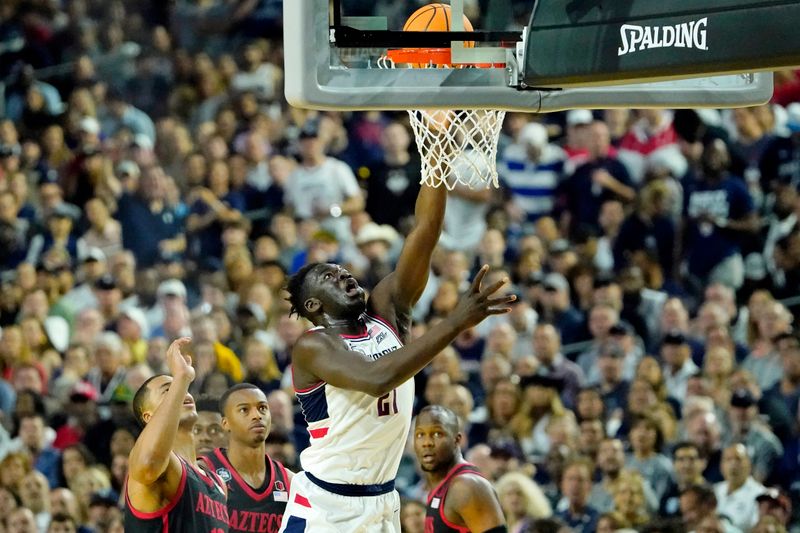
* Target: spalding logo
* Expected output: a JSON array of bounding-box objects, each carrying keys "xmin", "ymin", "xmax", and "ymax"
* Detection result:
[
  {"xmin": 618, "ymin": 17, "xmax": 708, "ymax": 56},
  {"xmin": 216, "ymin": 468, "xmax": 232, "ymax": 482}
]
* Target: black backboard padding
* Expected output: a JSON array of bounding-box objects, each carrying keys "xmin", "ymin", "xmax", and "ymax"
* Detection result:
[{"xmin": 523, "ymin": 0, "xmax": 800, "ymax": 87}]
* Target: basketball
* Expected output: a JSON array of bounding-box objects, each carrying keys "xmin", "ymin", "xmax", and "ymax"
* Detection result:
[
  {"xmin": 403, "ymin": 3, "xmax": 474, "ymax": 34},
  {"xmin": 402, "ymin": 3, "xmax": 475, "ymax": 68}
]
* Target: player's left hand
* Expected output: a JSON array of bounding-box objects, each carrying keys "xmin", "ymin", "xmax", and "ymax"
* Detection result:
[{"xmin": 166, "ymin": 337, "xmax": 195, "ymax": 383}]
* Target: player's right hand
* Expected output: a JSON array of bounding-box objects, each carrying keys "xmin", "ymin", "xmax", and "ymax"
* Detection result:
[
  {"xmin": 166, "ymin": 337, "xmax": 195, "ymax": 383},
  {"xmin": 451, "ymin": 265, "xmax": 516, "ymax": 329}
]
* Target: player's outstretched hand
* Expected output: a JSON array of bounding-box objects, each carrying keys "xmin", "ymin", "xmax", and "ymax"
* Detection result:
[
  {"xmin": 166, "ymin": 337, "xmax": 195, "ymax": 383},
  {"xmin": 451, "ymin": 265, "xmax": 515, "ymax": 330}
]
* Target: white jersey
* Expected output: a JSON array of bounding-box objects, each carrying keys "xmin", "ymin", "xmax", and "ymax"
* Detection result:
[{"xmin": 295, "ymin": 313, "xmax": 414, "ymax": 485}]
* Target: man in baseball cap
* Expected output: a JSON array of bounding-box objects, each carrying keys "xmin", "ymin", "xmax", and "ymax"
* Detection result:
[
  {"xmin": 118, "ymin": 307, "xmax": 149, "ymax": 364},
  {"xmin": 156, "ymin": 279, "xmax": 187, "ymax": 301},
  {"xmin": 725, "ymin": 388, "xmax": 783, "ymax": 483},
  {"xmin": 539, "ymin": 272, "xmax": 585, "ymax": 346},
  {"xmin": 661, "ymin": 330, "xmax": 699, "ymax": 405},
  {"xmin": 562, "ymin": 109, "xmax": 593, "ymax": 159}
]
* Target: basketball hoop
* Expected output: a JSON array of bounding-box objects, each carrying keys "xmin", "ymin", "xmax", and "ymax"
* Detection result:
[{"xmin": 378, "ymin": 50, "xmax": 506, "ymax": 191}]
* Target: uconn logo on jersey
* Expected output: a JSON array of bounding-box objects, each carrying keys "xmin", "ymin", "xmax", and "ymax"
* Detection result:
[{"xmin": 618, "ymin": 17, "xmax": 708, "ymax": 56}]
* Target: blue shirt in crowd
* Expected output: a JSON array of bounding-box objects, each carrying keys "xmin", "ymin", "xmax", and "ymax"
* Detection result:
[
  {"xmin": 683, "ymin": 174, "xmax": 754, "ymax": 277},
  {"xmin": 117, "ymin": 193, "xmax": 184, "ymax": 268}
]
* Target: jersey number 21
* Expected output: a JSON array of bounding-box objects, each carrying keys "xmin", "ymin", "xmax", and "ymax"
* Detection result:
[{"xmin": 377, "ymin": 389, "xmax": 398, "ymax": 416}]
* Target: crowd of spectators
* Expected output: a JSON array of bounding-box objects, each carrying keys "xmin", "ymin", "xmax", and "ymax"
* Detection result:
[{"xmin": 1, "ymin": 0, "xmax": 800, "ymax": 532}]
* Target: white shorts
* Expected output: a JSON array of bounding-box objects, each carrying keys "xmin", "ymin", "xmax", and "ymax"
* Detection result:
[{"xmin": 278, "ymin": 472, "xmax": 401, "ymax": 533}]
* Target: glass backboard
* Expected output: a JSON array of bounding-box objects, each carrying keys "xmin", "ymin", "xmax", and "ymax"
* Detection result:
[{"xmin": 284, "ymin": 0, "xmax": 773, "ymax": 112}]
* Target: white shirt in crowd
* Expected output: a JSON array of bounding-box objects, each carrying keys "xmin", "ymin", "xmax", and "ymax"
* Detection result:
[
  {"xmin": 713, "ymin": 477, "xmax": 765, "ymax": 532},
  {"xmin": 230, "ymin": 62, "xmax": 280, "ymax": 101},
  {"xmin": 284, "ymin": 156, "xmax": 362, "ymax": 242},
  {"xmin": 663, "ymin": 358, "xmax": 700, "ymax": 404},
  {"xmin": 439, "ymin": 149, "xmax": 491, "ymax": 252}
]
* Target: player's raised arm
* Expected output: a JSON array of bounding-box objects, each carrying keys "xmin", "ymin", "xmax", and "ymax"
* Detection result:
[
  {"xmin": 294, "ymin": 266, "xmax": 515, "ymax": 396},
  {"xmin": 372, "ymin": 184, "xmax": 446, "ymax": 315},
  {"xmin": 128, "ymin": 337, "xmax": 194, "ymax": 486}
]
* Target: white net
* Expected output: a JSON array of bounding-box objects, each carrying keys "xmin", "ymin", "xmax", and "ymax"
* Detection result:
[
  {"xmin": 407, "ymin": 108, "xmax": 505, "ymax": 190},
  {"xmin": 379, "ymin": 55, "xmax": 505, "ymax": 190}
]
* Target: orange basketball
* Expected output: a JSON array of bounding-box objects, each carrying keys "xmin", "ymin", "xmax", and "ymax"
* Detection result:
[
  {"xmin": 402, "ymin": 3, "xmax": 475, "ymax": 67},
  {"xmin": 403, "ymin": 3, "xmax": 474, "ymax": 34}
]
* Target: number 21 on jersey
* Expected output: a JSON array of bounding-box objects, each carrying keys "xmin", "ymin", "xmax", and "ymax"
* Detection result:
[{"xmin": 377, "ymin": 389, "xmax": 398, "ymax": 416}]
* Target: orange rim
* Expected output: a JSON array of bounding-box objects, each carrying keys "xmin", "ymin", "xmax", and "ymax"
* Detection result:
[
  {"xmin": 385, "ymin": 48, "xmax": 506, "ymax": 69},
  {"xmin": 386, "ymin": 48, "xmax": 453, "ymax": 66}
]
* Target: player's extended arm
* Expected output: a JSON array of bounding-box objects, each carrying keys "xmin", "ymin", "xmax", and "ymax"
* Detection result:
[
  {"xmin": 293, "ymin": 267, "xmax": 514, "ymax": 397},
  {"xmin": 128, "ymin": 338, "xmax": 195, "ymax": 486},
  {"xmin": 447, "ymin": 475, "xmax": 507, "ymax": 533},
  {"xmin": 376, "ymin": 184, "xmax": 446, "ymax": 312}
]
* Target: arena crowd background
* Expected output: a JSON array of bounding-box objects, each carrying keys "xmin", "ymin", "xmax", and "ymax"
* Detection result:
[{"xmin": 1, "ymin": 0, "xmax": 800, "ymax": 531}]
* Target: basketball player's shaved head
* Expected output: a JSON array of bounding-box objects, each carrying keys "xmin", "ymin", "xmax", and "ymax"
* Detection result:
[
  {"xmin": 414, "ymin": 405, "xmax": 463, "ymax": 474},
  {"xmin": 416, "ymin": 405, "xmax": 461, "ymax": 435}
]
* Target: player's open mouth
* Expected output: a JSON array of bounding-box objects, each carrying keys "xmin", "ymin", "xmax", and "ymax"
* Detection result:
[
  {"xmin": 183, "ymin": 397, "xmax": 194, "ymax": 407},
  {"xmin": 344, "ymin": 278, "xmax": 360, "ymax": 296}
]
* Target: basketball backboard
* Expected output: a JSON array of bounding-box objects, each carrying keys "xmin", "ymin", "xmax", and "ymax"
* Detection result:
[
  {"xmin": 522, "ymin": 0, "xmax": 800, "ymax": 88},
  {"xmin": 284, "ymin": 0, "xmax": 775, "ymax": 112}
]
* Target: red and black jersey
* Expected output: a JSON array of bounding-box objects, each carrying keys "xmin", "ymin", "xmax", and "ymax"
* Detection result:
[
  {"xmin": 425, "ymin": 463, "xmax": 483, "ymax": 533},
  {"xmin": 202, "ymin": 448, "xmax": 291, "ymax": 533},
  {"xmin": 124, "ymin": 455, "xmax": 229, "ymax": 533}
]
